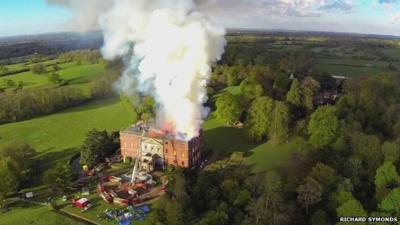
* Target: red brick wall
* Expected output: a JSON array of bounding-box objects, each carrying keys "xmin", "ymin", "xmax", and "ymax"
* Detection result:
[
  {"xmin": 120, "ymin": 131, "xmax": 201, "ymax": 168},
  {"xmin": 120, "ymin": 132, "xmax": 141, "ymax": 159}
]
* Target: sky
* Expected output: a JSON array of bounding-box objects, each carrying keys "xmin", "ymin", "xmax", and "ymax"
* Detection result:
[{"xmin": 1, "ymin": 0, "xmax": 400, "ymax": 37}]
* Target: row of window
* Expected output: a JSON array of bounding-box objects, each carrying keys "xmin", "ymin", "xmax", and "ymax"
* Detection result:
[{"xmin": 165, "ymin": 159, "xmax": 186, "ymax": 167}]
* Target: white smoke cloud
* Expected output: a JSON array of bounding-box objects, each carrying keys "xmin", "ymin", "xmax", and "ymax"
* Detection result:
[
  {"xmin": 45, "ymin": 0, "xmax": 112, "ymax": 31},
  {"xmin": 47, "ymin": 0, "xmax": 226, "ymax": 139}
]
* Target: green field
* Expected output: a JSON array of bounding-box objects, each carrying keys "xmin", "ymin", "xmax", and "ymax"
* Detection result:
[
  {"xmin": 1, "ymin": 62, "xmax": 105, "ymax": 93},
  {"xmin": 244, "ymin": 136, "xmax": 311, "ymax": 172},
  {"xmin": 202, "ymin": 115, "xmax": 310, "ymax": 172},
  {"xmin": 0, "ymin": 97, "xmax": 136, "ymax": 187},
  {"xmin": 0, "ymin": 203, "xmax": 86, "ymax": 225},
  {"xmin": 315, "ymin": 63, "xmax": 390, "ymax": 77},
  {"xmin": 0, "ymin": 97, "xmax": 135, "ymax": 152}
]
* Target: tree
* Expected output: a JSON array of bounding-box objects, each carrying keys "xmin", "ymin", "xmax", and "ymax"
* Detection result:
[
  {"xmin": 90, "ymin": 72, "xmax": 118, "ymax": 99},
  {"xmin": 3, "ymin": 79, "xmax": 15, "ymax": 89},
  {"xmin": 308, "ymin": 106, "xmax": 339, "ymax": 148},
  {"xmin": 273, "ymin": 73, "xmax": 289, "ymax": 96},
  {"xmin": 43, "ymin": 163, "xmax": 75, "ymax": 191},
  {"xmin": 49, "ymin": 72, "xmax": 62, "ymax": 84},
  {"xmin": 0, "ymin": 65, "xmax": 8, "ymax": 75},
  {"xmin": 309, "ymin": 209, "xmax": 331, "ymax": 225},
  {"xmin": 337, "ymin": 199, "xmax": 367, "ymax": 225},
  {"xmin": 286, "ymin": 79, "xmax": 302, "ymax": 107},
  {"xmin": 309, "ymin": 163, "xmax": 337, "ymax": 192},
  {"xmin": 164, "ymin": 199, "xmax": 185, "ymax": 225},
  {"xmin": 1, "ymin": 141, "xmax": 36, "ymax": 181},
  {"xmin": 301, "ymin": 76, "xmax": 320, "ymax": 113},
  {"xmin": 269, "ymin": 101, "xmax": 290, "ymax": 143},
  {"xmin": 245, "ymin": 172, "xmax": 293, "ymax": 225},
  {"xmin": 170, "ymin": 171, "xmax": 189, "ymax": 205},
  {"xmin": 52, "ymin": 64, "xmax": 61, "ymax": 71},
  {"xmin": 135, "ymin": 96, "xmax": 156, "ymax": 122},
  {"xmin": 240, "ymin": 78, "xmax": 264, "ymax": 102},
  {"xmin": 80, "ymin": 129, "xmax": 117, "ymax": 167},
  {"xmin": 31, "ymin": 63, "xmax": 47, "ymax": 74},
  {"xmin": 297, "ymin": 177, "xmax": 322, "ymax": 214},
  {"xmin": 0, "ymin": 159, "xmax": 18, "ymax": 208},
  {"xmin": 215, "ymin": 92, "xmax": 243, "ymax": 125},
  {"xmin": 350, "ymin": 132, "xmax": 383, "ymax": 180},
  {"xmin": 382, "ymin": 141, "xmax": 399, "ymax": 163},
  {"xmin": 264, "ymin": 171, "xmax": 283, "ymax": 195},
  {"xmin": 16, "ymin": 81, "xmax": 24, "ymax": 91},
  {"xmin": 375, "ymin": 161, "xmax": 400, "ymax": 188},
  {"xmin": 246, "ymin": 96, "xmax": 274, "ymax": 141},
  {"xmin": 379, "ymin": 188, "xmax": 400, "ymax": 214},
  {"xmin": 195, "ymin": 211, "xmax": 228, "ymax": 225}
]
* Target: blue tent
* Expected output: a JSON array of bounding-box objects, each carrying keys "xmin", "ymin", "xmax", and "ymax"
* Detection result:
[
  {"xmin": 138, "ymin": 205, "xmax": 150, "ymax": 214},
  {"xmin": 119, "ymin": 219, "xmax": 131, "ymax": 225}
]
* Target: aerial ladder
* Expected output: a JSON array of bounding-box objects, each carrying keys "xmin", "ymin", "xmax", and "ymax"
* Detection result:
[{"xmin": 130, "ymin": 128, "xmax": 145, "ymax": 184}]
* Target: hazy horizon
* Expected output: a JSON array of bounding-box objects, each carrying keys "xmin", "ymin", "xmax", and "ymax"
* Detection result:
[{"xmin": 2, "ymin": 0, "xmax": 400, "ymax": 37}]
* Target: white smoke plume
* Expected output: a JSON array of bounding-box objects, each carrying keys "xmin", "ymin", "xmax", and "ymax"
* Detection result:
[{"xmin": 47, "ymin": 0, "xmax": 226, "ymax": 139}]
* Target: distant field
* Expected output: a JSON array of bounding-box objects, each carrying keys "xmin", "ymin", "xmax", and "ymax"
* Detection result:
[
  {"xmin": 316, "ymin": 57, "xmax": 388, "ymax": 68},
  {"xmin": 0, "ymin": 203, "xmax": 86, "ymax": 225},
  {"xmin": 315, "ymin": 64, "xmax": 391, "ymax": 77},
  {"xmin": 1, "ymin": 62, "xmax": 105, "ymax": 93},
  {"xmin": 382, "ymin": 48, "xmax": 400, "ymax": 60}
]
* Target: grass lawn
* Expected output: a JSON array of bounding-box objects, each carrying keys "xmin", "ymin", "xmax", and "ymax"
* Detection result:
[
  {"xmin": 0, "ymin": 202, "xmax": 86, "ymax": 225},
  {"xmin": 0, "ymin": 97, "xmax": 136, "ymax": 187},
  {"xmin": 244, "ymin": 136, "xmax": 311, "ymax": 172},
  {"xmin": 202, "ymin": 115, "xmax": 258, "ymax": 156},
  {"xmin": 202, "ymin": 114, "xmax": 311, "ymax": 173}
]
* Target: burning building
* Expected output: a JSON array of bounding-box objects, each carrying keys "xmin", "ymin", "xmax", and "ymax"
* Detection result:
[{"xmin": 120, "ymin": 124, "xmax": 201, "ymax": 170}]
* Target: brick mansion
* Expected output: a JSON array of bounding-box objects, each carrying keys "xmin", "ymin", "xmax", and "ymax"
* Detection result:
[{"xmin": 119, "ymin": 124, "xmax": 201, "ymax": 171}]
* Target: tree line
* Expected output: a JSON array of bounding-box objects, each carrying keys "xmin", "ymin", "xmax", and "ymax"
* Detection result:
[
  {"xmin": 0, "ymin": 86, "xmax": 87, "ymax": 124},
  {"xmin": 147, "ymin": 73, "xmax": 400, "ymax": 225},
  {"xmin": 0, "ymin": 67, "xmax": 119, "ymax": 125},
  {"xmin": 0, "ymin": 141, "xmax": 36, "ymax": 208}
]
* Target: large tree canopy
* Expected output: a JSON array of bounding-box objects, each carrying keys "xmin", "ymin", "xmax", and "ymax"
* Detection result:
[
  {"xmin": 80, "ymin": 129, "xmax": 118, "ymax": 167},
  {"xmin": 246, "ymin": 96, "xmax": 274, "ymax": 141},
  {"xmin": 286, "ymin": 79, "xmax": 302, "ymax": 107},
  {"xmin": 215, "ymin": 92, "xmax": 244, "ymax": 125},
  {"xmin": 269, "ymin": 101, "xmax": 290, "ymax": 144},
  {"xmin": 1, "ymin": 141, "xmax": 36, "ymax": 181},
  {"xmin": 308, "ymin": 106, "xmax": 339, "ymax": 148}
]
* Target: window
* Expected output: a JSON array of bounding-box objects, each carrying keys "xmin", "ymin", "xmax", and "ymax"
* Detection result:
[
  {"xmin": 182, "ymin": 153, "xmax": 185, "ymax": 157},
  {"xmin": 181, "ymin": 161, "xmax": 185, "ymax": 166}
]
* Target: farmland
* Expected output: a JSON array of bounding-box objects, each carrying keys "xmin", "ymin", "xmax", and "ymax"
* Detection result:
[{"xmin": 1, "ymin": 61, "xmax": 105, "ymax": 94}]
